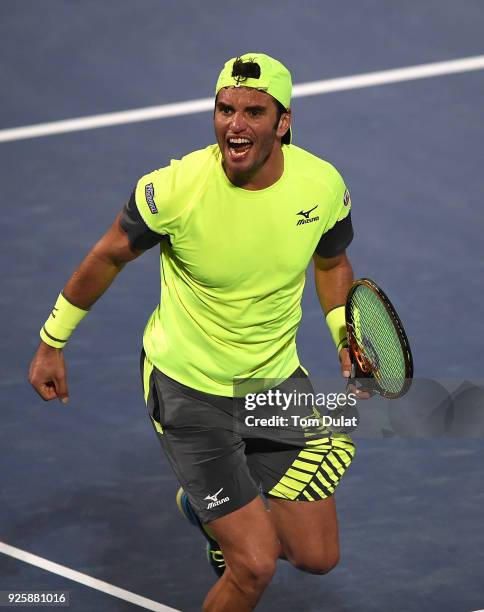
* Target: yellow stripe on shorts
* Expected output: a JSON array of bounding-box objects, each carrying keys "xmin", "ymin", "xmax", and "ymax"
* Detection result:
[
  {"xmin": 332, "ymin": 448, "xmax": 353, "ymax": 468},
  {"xmin": 309, "ymin": 479, "xmax": 327, "ymax": 499},
  {"xmin": 316, "ymin": 470, "xmax": 335, "ymax": 493},
  {"xmin": 150, "ymin": 415, "xmax": 164, "ymax": 435},
  {"xmin": 326, "ymin": 453, "xmax": 346, "ymax": 476},
  {"xmin": 305, "ymin": 437, "xmax": 331, "ymax": 446},
  {"xmin": 280, "ymin": 475, "xmax": 306, "ymax": 492},
  {"xmin": 271, "ymin": 482, "xmax": 299, "ymax": 500},
  {"xmin": 299, "ymin": 450, "xmax": 327, "ymax": 462},
  {"xmin": 143, "ymin": 355, "xmax": 163, "ymax": 435},
  {"xmin": 143, "ymin": 355, "xmax": 154, "ymax": 405},
  {"xmin": 293, "ymin": 459, "xmax": 319, "ymax": 473},
  {"xmin": 320, "ymin": 459, "xmax": 340, "ymax": 483},
  {"xmin": 286, "ymin": 468, "xmax": 313, "ymax": 483}
]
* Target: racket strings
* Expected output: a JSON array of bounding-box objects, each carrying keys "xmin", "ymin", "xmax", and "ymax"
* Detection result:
[{"xmin": 349, "ymin": 286, "xmax": 407, "ymax": 394}]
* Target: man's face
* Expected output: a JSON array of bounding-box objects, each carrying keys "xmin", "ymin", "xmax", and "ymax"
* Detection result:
[{"xmin": 214, "ymin": 87, "xmax": 289, "ymax": 182}]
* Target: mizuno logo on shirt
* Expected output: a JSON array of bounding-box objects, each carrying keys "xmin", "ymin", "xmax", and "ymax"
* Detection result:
[
  {"xmin": 297, "ymin": 205, "xmax": 319, "ymax": 226},
  {"xmin": 145, "ymin": 183, "xmax": 158, "ymax": 214}
]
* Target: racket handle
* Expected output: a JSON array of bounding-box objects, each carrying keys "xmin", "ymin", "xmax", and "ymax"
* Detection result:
[
  {"xmin": 347, "ymin": 359, "xmax": 376, "ymax": 396},
  {"xmin": 346, "ymin": 362, "xmax": 357, "ymax": 394}
]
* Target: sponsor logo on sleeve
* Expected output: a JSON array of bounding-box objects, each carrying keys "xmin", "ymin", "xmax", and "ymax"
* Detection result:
[
  {"xmin": 145, "ymin": 182, "xmax": 158, "ymax": 214},
  {"xmin": 343, "ymin": 189, "xmax": 351, "ymax": 207}
]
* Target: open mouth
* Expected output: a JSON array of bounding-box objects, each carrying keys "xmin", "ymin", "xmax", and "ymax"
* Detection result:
[{"xmin": 227, "ymin": 137, "xmax": 253, "ymax": 161}]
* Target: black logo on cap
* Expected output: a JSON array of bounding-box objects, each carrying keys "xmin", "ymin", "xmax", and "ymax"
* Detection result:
[{"xmin": 232, "ymin": 57, "xmax": 261, "ymax": 85}]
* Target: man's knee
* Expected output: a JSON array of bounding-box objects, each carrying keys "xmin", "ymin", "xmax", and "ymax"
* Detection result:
[
  {"xmin": 228, "ymin": 552, "xmax": 277, "ymax": 594},
  {"xmin": 288, "ymin": 549, "xmax": 340, "ymax": 575}
]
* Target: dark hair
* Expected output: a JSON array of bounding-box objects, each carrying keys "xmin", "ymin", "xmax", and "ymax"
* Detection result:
[{"xmin": 274, "ymin": 99, "xmax": 291, "ymax": 145}]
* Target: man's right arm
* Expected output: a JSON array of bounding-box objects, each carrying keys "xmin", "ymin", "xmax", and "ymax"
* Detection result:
[
  {"xmin": 62, "ymin": 211, "xmax": 144, "ymax": 309},
  {"xmin": 28, "ymin": 211, "xmax": 146, "ymax": 404}
]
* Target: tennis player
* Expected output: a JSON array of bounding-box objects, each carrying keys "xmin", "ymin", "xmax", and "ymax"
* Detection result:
[{"xmin": 30, "ymin": 53, "xmax": 359, "ymax": 611}]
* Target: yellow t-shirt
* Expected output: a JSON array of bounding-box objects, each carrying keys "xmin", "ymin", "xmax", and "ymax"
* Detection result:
[{"xmin": 128, "ymin": 144, "xmax": 351, "ymax": 395}]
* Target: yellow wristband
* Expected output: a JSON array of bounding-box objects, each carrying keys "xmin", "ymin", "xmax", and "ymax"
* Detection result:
[
  {"xmin": 40, "ymin": 293, "xmax": 89, "ymax": 349},
  {"xmin": 325, "ymin": 305, "xmax": 348, "ymax": 352}
]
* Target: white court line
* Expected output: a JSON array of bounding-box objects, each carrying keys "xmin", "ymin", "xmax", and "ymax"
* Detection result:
[
  {"xmin": 0, "ymin": 54, "xmax": 483, "ymax": 143},
  {"xmin": 0, "ymin": 541, "xmax": 180, "ymax": 612}
]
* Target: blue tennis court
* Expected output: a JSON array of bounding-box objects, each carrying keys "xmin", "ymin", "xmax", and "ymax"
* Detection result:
[{"xmin": 1, "ymin": 2, "xmax": 484, "ymax": 610}]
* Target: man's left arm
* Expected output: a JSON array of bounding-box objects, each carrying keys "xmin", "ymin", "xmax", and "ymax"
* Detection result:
[{"xmin": 313, "ymin": 251, "xmax": 353, "ymax": 378}]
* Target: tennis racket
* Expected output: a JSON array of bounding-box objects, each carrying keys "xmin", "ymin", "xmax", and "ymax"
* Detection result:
[{"xmin": 345, "ymin": 278, "xmax": 413, "ymax": 399}]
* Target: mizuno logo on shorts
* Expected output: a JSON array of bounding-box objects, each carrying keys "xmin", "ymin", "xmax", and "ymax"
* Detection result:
[
  {"xmin": 145, "ymin": 183, "xmax": 158, "ymax": 214},
  {"xmin": 205, "ymin": 487, "xmax": 230, "ymax": 509}
]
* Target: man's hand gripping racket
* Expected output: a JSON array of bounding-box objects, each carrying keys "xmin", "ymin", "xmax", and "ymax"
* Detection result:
[{"xmin": 345, "ymin": 278, "xmax": 413, "ymax": 399}]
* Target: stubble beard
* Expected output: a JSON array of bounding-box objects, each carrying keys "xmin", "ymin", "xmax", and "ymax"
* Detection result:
[{"xmin": 222, "ymin": 134, "xmax": 277, "ymax": 187}]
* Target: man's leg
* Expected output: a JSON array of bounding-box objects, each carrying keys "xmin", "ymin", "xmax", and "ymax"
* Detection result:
[
  {"xmin": 202, "ymin": 496, "xmax": 281, "ymax": 612},
  {"xmin": 242, "ymin": 369, "xmax": 354, "ymax": 575},
  {"xmin": 245, "ymin": 414, "xmax": 354, "ymax": 575},
  {"xmin": 140, "ymin": 358, "xmax": 278, "ymax": 603},
  {"xmin": 267, "ymin": 496, "xmax": 340, "ymax": 574},
  {"xmin": 246, "ymin": 431, "xmax": 354, "ymax": 575}
]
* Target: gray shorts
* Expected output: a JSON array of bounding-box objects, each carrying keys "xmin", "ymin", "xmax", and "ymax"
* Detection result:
[{"xmin": 140, "ymin": 349, "xmax": 355, "ymax": 524}]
